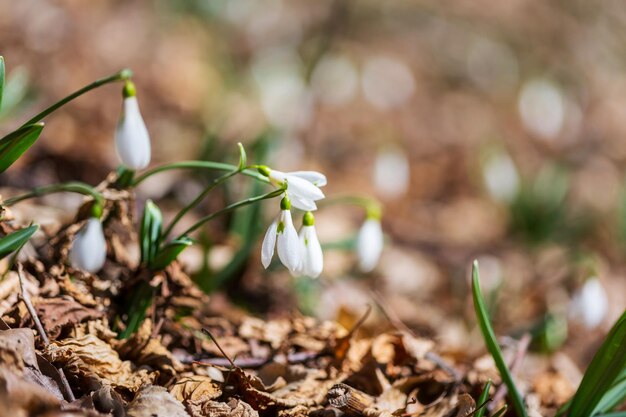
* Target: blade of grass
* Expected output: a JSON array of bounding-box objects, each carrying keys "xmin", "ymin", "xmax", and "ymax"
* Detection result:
[
  {"xmin": 0, "ymin": 123, "xmax": 44, "ymax": 173},
  {"xmin": 0, "ymin": 56, "xmax": 5, "ymax": 111},
  {"xmin": 472, "ymin": 260, "xmax": 527, "ymax": 417},
  {"xmin": 569, "ymin": 309, "xmax": 626, "ymax": 417},
  {"xmin": 0, "ymin": 225, "xmax": 38, "ymax": 259},
  {"xmin": 475, "ymin": 380, "xmax": 492, "ymax": 417}
]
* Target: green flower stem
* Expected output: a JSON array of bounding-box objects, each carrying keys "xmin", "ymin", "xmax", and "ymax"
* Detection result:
[
  {"xmin": 132, "ymin": 161, "xmax": 269, "ymax": 186},
  {"xmin": 20, "ymin": 69, "xmax": 132, "ymax": 128},
  {"xmin": 4, "ymin": 182, "xmax": 104, "ymax": 207},
  {"xmin": 162, "ymin": 168, "xmax": 239, "ymax": 238},
  {"xmin": 176, "ymin": 188, "xmax": 285, "ymax": 239}
]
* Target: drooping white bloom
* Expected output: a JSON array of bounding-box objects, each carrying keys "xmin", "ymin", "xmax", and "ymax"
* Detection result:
[
  {"xmin": 356, "ymin": 217, "xmax": 384, "ymax": 273},
  {"xmin": 569, "ymin": 277, "xmax": 608, "ymax": 329},
  {"xmin": 259, "ymin": 166, "xmax": 326, "ymax": 211},
  {"xmin": 297, "ymin": 212, "xmax": 323, "ymax": 278},
  {"xmin": 69, "ymin": 217, "xmax": 107, "ymax": 273},
  {"xmin": 115, "ymin": 82, "xmax": 151, "ymax": 170},
  {"xmin": 483, "ymin": 152, "xmax": 520, "ymax": 203},
  {"xmin": 261, "ymin": 197, "xmax": 301, "ymax": 273}
]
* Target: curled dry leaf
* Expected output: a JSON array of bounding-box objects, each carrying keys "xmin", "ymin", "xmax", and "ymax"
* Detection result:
[
  {"xmin": 44, "ymin": 334, "xmax": 155, "ymax": 393},
  {"xmin": 239, "ymin": 317, "xmax": 292, "ymax": 349},
  {"xmin": 188, "ymin": 398, "xmax": 259, "ymax": 417},
  {"xmin": 169, "ymin": 374, "xmax": 223, "ymax": 403},
  {"xmin": 126, "ymin": 385, "xmax": 190, "ymax": 417},
  {"xmin": 35, "ymin": 297, "xmax": 103, "ymax": 339}
]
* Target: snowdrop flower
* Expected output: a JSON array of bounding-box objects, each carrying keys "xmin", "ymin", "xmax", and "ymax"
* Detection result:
[
  {"xmin": 115, "ymin": 81, "xmax": 151, "ymax": 170},
  {"xmin": 261, "ymin": 196, "xmax": 301, "ymax": 274},
  {"xmin": 356, "ymin": 208, "xmax": 384, "ymax": 273},
  {"xmin": 69, "ymin": 217, "xmax": 107, "ymax": 273},
  {"xmin": 569, "ymin": 277, "xmax": 608, "ymax": 329},
  {"xmin": 297, "ymin": 211, "xmax": 323, "ymax": 278},
  {"xmin": 258, "ymin": 165, "xmax": 326, "ymax": 211}
]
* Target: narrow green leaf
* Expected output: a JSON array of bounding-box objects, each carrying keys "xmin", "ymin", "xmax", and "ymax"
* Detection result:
[
  {"xmin": 237, "ymin": 142, "xmax": 247, "ymax": 170},
  {"xmin": 594, "ymin": 374, "xmax": 626, "ymax": 414},
  {"xmin": 0, "ymin": 225, "xmax": 38, "ymax": 259},
  {"xmin": 152, "ymin": 237, "xmax": 193, "ymax": 270},
  {"xmin": 475, "ymin": 379, "xmax": 492, "ymax": 417},
  {"xmin": 0, "ymin": 56, "xmax": 5, "ymax": 111},
  {"xmin": 0, "ymin": 123, "xmax": 44, "ymax": 173},
  {"xmin": 472, "ymin": 260, "xmax": 527, "ymax": 417},
  {"xmin": 140, "ymin": 200, "xmax": 162, "ymax": 267},
  {"xmin": 594, "ymin": 413, "xmax": 626, "ymax": 417},
  {"xmin": 118, "ymin": 281, "xmax": 152, "ymax": 339},
  {"xmin": 569, "ymin": 309, "xmax": 626, "ymax": 417}
]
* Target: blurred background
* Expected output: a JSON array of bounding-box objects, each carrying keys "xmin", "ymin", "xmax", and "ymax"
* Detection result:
[{"xmin": 2, "ymin": 0, "xmax": 626, "ymax": 380}]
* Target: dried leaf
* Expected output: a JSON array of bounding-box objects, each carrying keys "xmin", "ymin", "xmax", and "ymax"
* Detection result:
[
  {"xmin": 126, "ymin": 385, "xmax": 189, "ymax": 417},
  {"xmin": 35, "ymin": 297, "xmax": 103, "ymax": 339},
  {"xmin": 169, "ymin": 375, "xmax": 222, "ymax": 403},
  {"xmin": 188, "ymin": 398, "xmax": 258, "ymax": 417}
]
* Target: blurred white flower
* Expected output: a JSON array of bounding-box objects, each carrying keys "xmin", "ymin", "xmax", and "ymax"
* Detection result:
[
  {"xmin": 518, "ymin": 79, "xmax": 565, "ymax": 140},
  {"xmin": 311, "ymin": 54, "xmax": 359, "ymax": 106},
  {"xmin": 261, "ymin": 197, "xmax": 301, "ymax": 274},
  {"xmin": 115, "ymin": 82, "xmax": 151, "ymax": 170},
  {"xmin": 374, "ymin": 146, "xmax": 410, "ymax": 199},
  {"xmin": 69, "ymin": 218, "xmax": 107, "ymax": 273},
  {"xmin": 569, "ymin": 277, "xmax": 608, "ymax": 329},
  {"xmin": 356, "ymin": 217, "xmax": 384, "ymax": 273},
  {"xmin": 482, "ymin": 152, "xmax": 520, "ymax": 203},
  {"xmin": 297, "ymin": 212, "xmax": 323, "ymax": 278},
  {"xmin": 361, "ymin": 56, "xmax": 415, "ymax": 110},
  {"xmin": 260, "ymin": 166, "xmax": 326, "ymax": 211}
]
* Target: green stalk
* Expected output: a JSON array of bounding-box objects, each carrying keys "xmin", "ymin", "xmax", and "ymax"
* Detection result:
[
  {"xmin": 20, "ymin": 69, "xmax": 132, "ymax": 127},
  {"xmin": 4, "ymin": 182, "xmax": 104, "ymax": 207},
  {"xmin": 175, "ymin": 188, "xmax": 284, "ymax": 239},
  {"xmin": 132, "ymin": 161, "xmax": 269, "ymax": 186},
  {"xmin": 162, "ymin": 168, "xmax": 239, "ymax": 238}
]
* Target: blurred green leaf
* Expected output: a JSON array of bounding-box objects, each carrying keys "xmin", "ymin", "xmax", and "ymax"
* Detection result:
[
  {"xmin": 472, "ymin": 260, "xmax": 527, "ymax": 417},
  {"xmin": 569, "ymin": 309, "xmax": 626, "ymax": 417},
  {"xmin": 475, "ymin": 379, "xmax": 492, "ymax": 417},
  {"xmin": 140, "ymin": 200, "xmax": 162, "ymax": 267},
  {"xmin": 0, "ymin": 123, "xmax": 44, "ymax": 173},
  {"xmin": 0, "ymin": 225, "xmax": 38, "ymax": 259},
  {"xmin": 118, "ymin": 281, "xmax": 152, "ymax": 339},
  {"xmin": 0, "ymin": 67, "xmax": 30, "ymax": 119},
  {"xmin": 0, "ymin": 56, "xmax": 5, "ymax": 111},
  {"xmin": 237, "ymin": 142, "xmax": 247, "ymax": 170},
  {"xmin": 152, "ymin": 236, "xmax": 193, "ymax": 270},
  {"xmin": 594, "ymin": 369, "xmax": 626, "ymax": 414}
]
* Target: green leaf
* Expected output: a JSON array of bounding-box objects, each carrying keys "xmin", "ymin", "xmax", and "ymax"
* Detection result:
[
  {"xmin": 152, "ymin": 236, "xmax": 193, "ymax": 270},
  {"xmin": 475, "ymin": 379, "xmax": 492, "ymax": 417},
  {"xmin": 140, "ymin": 200, "xmax": 162, "ymax": 267},
  {"xmin": 472, "ymin": 260, "xmax": 527, "ymax": 417},
  {"xmin": 569, "ymin": 309, "xmax": 626, "ymax": 417},
  {"xmin": 0, "ymin": 123, "xmax": 44, "ymax": 173},
  {"xmin": 594, "ymin": 372, "xmax": 626, "ymax": 414},
  {"xmin": 0, "ymin": 56, "xmax": 5, "ymax": 111},
  {"xmin": 0, "ymin": 225, "xmax": 38, "ymax": 259},
  {"xmin": 118, "ymin": 281, "xmax": 152, "ymax": 339},
  {"xmin": 237, "ymin": 142, "xmax": 247, "ymax": 170}
]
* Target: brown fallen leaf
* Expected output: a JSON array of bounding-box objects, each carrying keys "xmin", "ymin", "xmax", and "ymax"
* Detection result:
[
  {"xmin": 126, "ymin": 385, "xmax": 190, "ymax": 417},
  {"xmin": 35, "ymin": 297, "xmax": 103, "ymax": 339},
  {"xmin": 188, "ymin": 398, "xmax": 259, "ymax": 417},
  {"xmin": 169, "ymin": 374, "xmax": 223, "ymax": 403},
  {"xmin": 44, "ymin": 334, "xmax": 155, "ymax": 394}
]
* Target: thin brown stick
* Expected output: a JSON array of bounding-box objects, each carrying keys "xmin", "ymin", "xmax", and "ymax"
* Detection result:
[
  {"xmin": 488, "ymin": 332, "xmax": 531, "ymax": 412},
  {"xmin": 17, "ymin": 263, "xmax": 75, "ymax": 402},
  {"xmin": 201, "ymin": 328, "xmax": 237, "ymax": 368}
]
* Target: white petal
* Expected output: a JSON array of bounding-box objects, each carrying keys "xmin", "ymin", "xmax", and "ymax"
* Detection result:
[
  {"xmin": 289, "ymin": 194, "xmax": 318, "ymax": 211},
  {"xmin": 277, "ymin": 210, "xmax": 301, "ymax": 272},
  {"xmin": 261, "ymin": 220, "xmax": 278, "ymax": 269},
  {"xmin": 356, "ymin": 219, "xmax": 384, "ymax": 273},
  {"xmin": 288, "ymin": 171, "xmax": 327, "ymax": 187},
  {"xmin": 115, "ymin": 97, "xmax": 151, "ymax": 170},
  {"xmin": 569, "ymin": 278, "xmax": 608, "ymax": 329},
  {"xmin": 284, "ymin": 175, "xmax": 325, "ymax": 201},
  {"xmin": 69, "ymin": 218, "xmax": 107, "ymax": 273},
  {"xmin": 300, "ymin": 225, "xmax": 323, "ymax": 278}
]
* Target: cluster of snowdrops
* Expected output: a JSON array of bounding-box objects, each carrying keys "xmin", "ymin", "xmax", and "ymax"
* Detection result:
[{"xmin": 1, "ymin": 64, "xmax": 384, "ymax": 283}]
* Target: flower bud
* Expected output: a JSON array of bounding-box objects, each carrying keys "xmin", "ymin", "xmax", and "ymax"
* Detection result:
[
  {"xmin": 115, "ymin": 81, "xmax": 151, "ymax": 170},
  {"xmin": 69, "ymin": 218, "xmax": 107, "ymax": 273}
]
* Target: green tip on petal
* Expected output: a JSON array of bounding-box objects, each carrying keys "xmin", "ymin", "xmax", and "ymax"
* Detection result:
[
  {"xmin": 258, "ymin": 165, "xmax": 271, "ymax": 177},
  {"xmin": 122, "ymin": 80, "xmax": 136, "ymax": 98},
  {"xmin": 119, "ymin": 68, "xmax": 133, "ymax": 80},
  {"xmin": 303, "ymin": 211, "xmax": 315, "ymax": 226},
  {"xmin": 91, "ymin": 203, "xmax": 104, "ymax": 219},
  {"xmin": 280, "ymin": 196, "xmax": 291, "ymax": 210},
  {"xmin": 366, "ymin": 203, "xmax": 382, "ymax": 220}
]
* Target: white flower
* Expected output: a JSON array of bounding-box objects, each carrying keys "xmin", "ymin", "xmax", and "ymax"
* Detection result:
[
  {"xmin": 569, "ymin": 277, "xmax": 608, "ymax": 329},
  {"xmin": 261, "ymin": 197, "xmax": 301, "ymax": 273},
  {"xmin": 297, "ymin": 212, "xmax": 323, "ymax": 278},
  {"xmin": 115, "ymin": 82, "xmax": 151, "ymax": 170},
  {"xmin": 260, "ymin": 166, "xmax": 326, "ymax": 211},
  {"xmin": 69, "ymin": 217, "xmax": 107, "ymax": 273},
  {"xmin": 356, "ymin": 217, "xmax": 383, "ymax": 273}
]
